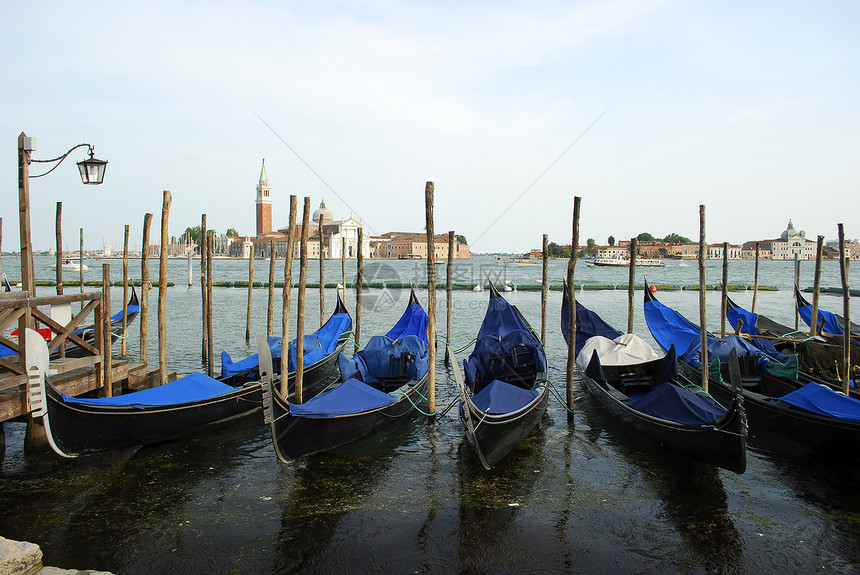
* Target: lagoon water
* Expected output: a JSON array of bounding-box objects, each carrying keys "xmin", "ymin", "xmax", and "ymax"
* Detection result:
[{"xmin": 1, "ymin": 255, "xmax": 858, "ymax": 573}]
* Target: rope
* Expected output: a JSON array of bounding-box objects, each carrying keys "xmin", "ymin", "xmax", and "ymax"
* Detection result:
[
  {"xmin": 391, "ymin": 388, "xmax": 436, "ymax": 416},
  {"xmin": 681, "ymin": 382, "xmax": 714, "ymax": 399},
  {"xmin": 452, "ymin": 338, "xmax": 477, "ymax": 354},
  {"xmin": 544, "ymin": 380, "xmax": 576, "ymax": 415},
  {"xmin": 437, "ymin": 397, "xmax": 460, "ymax": 418}
]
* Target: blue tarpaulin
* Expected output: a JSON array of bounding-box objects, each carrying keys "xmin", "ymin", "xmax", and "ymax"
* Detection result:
[
  {"xmin": 386, "ymin": 301, "xmax": 429, "ymax": 342},
  {"xmin": 561, "ymin": 291, "xmax": 621, "ymax": 354},
  {"xmin": 338, "ymin": 334, "xmax": 429, "ymax": 384},
  {"xmin": 471, "ymin": 379, "xmax": 541, "ymax": 414},
  {"xmin": 288, "ymin": 378, "xmax": 398, "ymax": 417},
  {"xmin": 632, "ymin": 382, "xmax": 726, "ymax": 427},
  {"xmin": 798, "ymin": 305, "xmax": 846, "ymax": 336},
  {"xmin": 725, "ymin": 306, "xmax": 789, "ymax": 362},
  {"xmin": 61, "ymin": 371, "xmax": 235, "ymax": 408},
  {"xmin": 774, "ymin": 382, "xmax": 860, "ymax": 422}
]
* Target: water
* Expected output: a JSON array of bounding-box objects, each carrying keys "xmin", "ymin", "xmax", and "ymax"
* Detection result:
[{"xmin": 1, "ymin": 256, "xmax": 859, "ymax": 573}]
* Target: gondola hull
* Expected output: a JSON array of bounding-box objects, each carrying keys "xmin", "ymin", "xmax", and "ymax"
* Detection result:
[
  {"xmin": 268, "ymin": 374, "xmax": 429, "ymax": 460},
  {"xmin": 459, "ymin": 385, "xmax": 549, "ymax": 469},
  {"xmin": 580, "ymin": 372, "xmax": 747, "ymax": 473}
]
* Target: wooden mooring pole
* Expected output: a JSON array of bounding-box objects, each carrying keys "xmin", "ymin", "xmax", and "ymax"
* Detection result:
[
  {"xmin": 356, "ymin": 227, "xmax": 363, "ymax": 353},
  {"xmin": 122, "ymin": 224, "xmax": 129, "ymax": 357},
  {"xmin": 720, "ymin": 241, "xmax": 729, "ymax": 338},
  {"xmin": 445, "ymin": 230, "xmax": 454, "ymax": 365},
  {"xmin": 207, "ymin": 235, "xmax": 214, "ymax": 377},
  {"xmin": 794, "ymin": 253, "xmax": 801, "ymax": 330},
  {"xmin": 201, "ymin": 214, "xmax": 208, "ymax": 360},
  {"xmin": 565, "ymin": 197, "xmax": 581, "ymax": 419},
  {"xmin": 267, "ymin": 238, "xmax": 275, "ymax": 337},
  {"xmin": 55, "ymin": 202, "xmax": 63, "ymax": 296},
  {"xmin": 141, "ymin": 214, "xmax": 152, "ymax": 365},
  {"xmin": 838, "ymin": 224, "xmax": 852, "ymax": 395},
  {"xmin": 341, "ymin": 237, "xmax": 347, "ymax": 305},
  {"xmin": 79, "ymin": 228, "xmax": 84, "ymax": 300},
  {"xmin": 159, "ymin": 191, "xmax": 171, "ymax": 385},
  {"xmin": 627, "ymin": 237, "xmax": 636, "ymax": 334},
  {"xmin": 282, "ymin": 196, "xmax": 297, "ymax": 395},
  {"xmin": 810, "ymin": 235, "xmax": 824, "ymax": 337},
  {"xmin": 698, "ymin": 205, "xmax": 708, "ymax": 393},
  {"xmin": 751, "ymin": 242, "xmax": 760, "ymax": 312},
  {"xmin": 245, "ymin": 248, "xmax": 253, "ymax": 342},
  {"xmin": 102, "ymin": 263, "xmax": 112, "ymax": 396},
  {"xmin": 296, "ymin": 197, "xmax": 311, "ymax": 403},
  {"xmin": 319, "ymin": 215, "xmax": 325, "ymax": 328},
  {"xmin": 425, "ymin": 182, "xmax": 436, "ymax": 417},
  {"xmin": 541, "ymin": 233, "xmax": 548, "ymax": 345}
]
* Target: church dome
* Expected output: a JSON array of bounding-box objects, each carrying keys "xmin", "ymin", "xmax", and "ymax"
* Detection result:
[
  {"xmin": 312, "ymin": 200, "xmax": 333, "ymax": 223},
  {"xmin": 780, "ymin": 219, "xmax": 805, "ymax": 241}
]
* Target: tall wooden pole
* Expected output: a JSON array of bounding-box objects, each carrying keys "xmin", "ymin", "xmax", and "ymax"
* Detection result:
[
  {"xmin": 282, "ymin": 196, "xmax": 297, "ymax": 391},
  {"xmin": 245, "ymin": 247, "xmax": 254, "ymax": 342},
  {"xmin": 720, "ymin": 241, "xmax": 729, "ymax": 337},
  {"xmin": 55, "ymin": 202, "xmax": 63, "ymax": 295},
  {"xmin": 319, "ymin": 215, "xmax": 325, "ymax": 327},
  {"xmin": 79, "ymin": 228, "xmax": 84, "ymax": 297},
  {"xmin": 141, "ymin": 214, "xmax": 152, "ymax": 365},
  {"xmin": 810, "ymin": 235, "xmax": 824, "ymax": 337},
  {"xmin": 445, "ymin": 231, "xmax": 455, "ymax": 364},
  {"xmin": 698, "ymin": 205, "xmax": 708, "ymax": 393},
  {"xmin": 122, "ymin": 224, "xmax": 129, "ymax": 357},
  {"xmin": 541, "ymin": 233, "xmax": 549, "ymax": 345},
  {"xmin": 794, "ymin": 252, "xmax": 801, "ymax": 330},
  {"xmin": 102, "ymin": 264, "xmax": 112, "ymax": 396},
  {"xmin": 201, "ymin": 214, "xmax": 208, "ymax": 361},
  {"xmin": 565, "ymin": 197, "xmax": 581, "ymax": 417},
  {"xmin": 158, "ymin": 191, "xmax": 171, "ymax": 385},
  {"xmin": 187, "ymin": 251, "xmax": 193, "ymax": 287},
  {"xmin": 207, "ymin": 235, "xmax": 214, "ymax": 377},
  {"xmin": 295, "ymin": 197, "xmax": 311, "ymax": 403},
  {"xmin": 17, "ymin": 133, "xmax": 35, "ymax": 302},
  {"xmin": 751, "ymin": 242, "xmax": 760, "ymax": 312},
  {"xmin": 267, "ymin": 238, "xmax": 275, "ymax": 337},
  {"xmin": 341, "ymin": 236, "xmax": 347, "ymax": 305},
  {"xmin": 838, "ymin": 224, "xmax": 851, "ymax": 395},
  {"xmin": 356, "ymin": 227, "xmax": 363, "ymax": 353},
  {"xmin": 627, "ymin": 237, "xmax": 637, "ymax": 334},
  {"xmin": 425, "ymin": 182, "xmax": 436, "ymax": 416}
]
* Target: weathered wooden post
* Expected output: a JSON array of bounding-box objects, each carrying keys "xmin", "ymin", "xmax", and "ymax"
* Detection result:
[
  {"xmin": 79, "ymin": 228, "xmax": 84, "ymax": 298},
  {"xmin": 751, "ymin": 242, "xmax": 760, "ymax": 312},
  {"xmin": 102, "ymin": 263, "xmax": 112, "ymax": 396},
  {"xmin": 627, "ymin": 237, "xmax": 637, "ymax": 334},
  {"xmin": 295, "ymin": 197, "xmax": 311, "ymax": 403},
  {"xmin": 122, "ymin": 224, "xmax": 129, "ymax": 357},
  {"xmin": 55, "ymin": 202, "xmax": 63, "ymax": 295},
  {"xmin": 356, "ymin": 227, "xmax": 363, "ymax": 353},
  {"xmin": 141, "ymin": 214, "xmax": 152, "ymax": 364},
  {"xmin": 318, "ymin": 214, "xmax": 325, "ymax": 327},
  {"xmin": 187, "ymin": 251, "xmax": 192, "ymax": 287},
  {"xmin": 838, "ymin": 224, "xmax": 852, "ymax": 395},
  {"xmin": 810, "ymin": 235, "xmax": 824, "ymax": 337},
  {"xmin": 282, "ymin": 196, "xmax": 297, "ymax": 393},
  {"xmin": 207, "ymin": 235, "xmax": 214, "ymax": 377},
  {"xmin": 425, "ymin": 182, "xmax": 436, "ymax": 416},
  {"xmin": 720, "ymin": 241, "xmax": 729, "ymax": 337},
  {"xmin": 245, "ymin": 248, "xmax": 254, "ymax": 342},
  {"xmin": 267, "ymin": 238, "xmax": 276, "ymax": 337},
  {"xmin": 565, "ymin": 197, "xmax": 581, "ymax": 418},
  {"xmin": 445, "ymin": 231, "xmax": 454, "ymax": 365},
  {"xmin": 159, "ymin": 191, "xmax": 171, "ymax": 385},
  {"xmin": 794, "ymin": 252, "xmax": 801, "ymax": 330},
  {"xmin": 201, "ymin": 214, "xmax": 208, "ymax": 360},
  {"xmin": 541, "ymin": 233, "xmax": 548, "ymax": 345},
  {"xmin": 341, "ymin": 236, "xmax": 347, "ymax": 305},
  {"xmin": 698, "ymin": 205, "xmax": 709, "ymax": 393}
]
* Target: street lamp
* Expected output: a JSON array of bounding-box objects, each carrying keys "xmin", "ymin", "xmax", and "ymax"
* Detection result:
[{"xmin": 17, "ymin": 132, "xmax": 108, "ymax": 300}]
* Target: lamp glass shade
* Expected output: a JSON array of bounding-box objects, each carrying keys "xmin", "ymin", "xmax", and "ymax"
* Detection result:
[{"xmin": 77, "ymin": 157, "xmax": 108, "ymax": 185}]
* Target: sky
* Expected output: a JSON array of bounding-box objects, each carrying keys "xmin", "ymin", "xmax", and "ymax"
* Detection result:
[{"xmin": 1, "ymin": 0, "xmax": 858, "ymax": 254}]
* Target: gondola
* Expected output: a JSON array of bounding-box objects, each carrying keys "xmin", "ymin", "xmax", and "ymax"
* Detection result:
[
  {"xmin": 562, "ymin": 284, "xmax": 747, "ymax": 473},
  {"xmin": 448, "ymin": 282, "xmax": 548, "ymax": 469},
  {"xmin": 726, "ymin": 295, "xmax": 859, "ymax": 391},
  {"xmin": 261, "ymin": 290, "xmax": 429, "ymax": 461},
  {"xmin": 1, "ymin": 285, "xmax": 141, "ymax": 360},
  {"xmin": 28, "ymin": 295, "xmax": 352, "ymax": 457},
  {"xmin": 795, "ymin": 286, "xmax": 860, "ymax": 337},
  {"xmin": 644, "ymin": 283, "xmax": 860, "ymax": 455}
]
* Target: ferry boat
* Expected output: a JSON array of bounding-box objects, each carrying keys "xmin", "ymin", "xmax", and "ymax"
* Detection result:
[{"xmin": 592, "ymin": 257, "xmax": 665, "ymax": 268}]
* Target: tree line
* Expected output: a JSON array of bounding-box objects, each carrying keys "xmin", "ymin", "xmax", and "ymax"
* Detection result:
[{"xmin": 546, "ymin": 232, "xmax": 693, "ymax": 258}]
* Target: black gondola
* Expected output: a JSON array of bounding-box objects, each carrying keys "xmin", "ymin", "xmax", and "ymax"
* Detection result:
[
  {"xmin": 449, "ymin": 282, "xmax": 548, "ymax": 469},
  {"xmin": 28, "ymin": 296, "xmax": 352, "ymax": 457},
  {"xmin": 644, "ymin": 284, "xmax": 860, "ymax": 455},
  {"xmin": 562, "ymin": 285, "xmax": 747, "ymax": 473},
  {"xmin": 796, "ymin": 285, "xmax": 860, "ymax": 337},
  {"xmin": 261, "ymin": 290, "xmax": 429, "ymax": 461}
]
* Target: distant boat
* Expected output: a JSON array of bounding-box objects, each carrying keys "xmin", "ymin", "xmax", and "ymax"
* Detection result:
[
  {"xmin": 49, "ymin": 259, "xmax": 88, "ymax": 271},
  {"xmin": 592, "ymin": 257, "xmax": 664, "ymax": 268}
]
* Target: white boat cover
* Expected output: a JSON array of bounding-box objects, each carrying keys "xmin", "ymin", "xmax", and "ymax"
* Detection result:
[{"xmin": 576, "ymin": 333, "xmax": 662, "ymax": 368}]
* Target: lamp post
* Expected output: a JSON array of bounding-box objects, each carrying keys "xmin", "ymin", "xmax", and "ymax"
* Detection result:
[{"xmin": 17, "ymin": 132, "xmax": 108, "ymax": 302}]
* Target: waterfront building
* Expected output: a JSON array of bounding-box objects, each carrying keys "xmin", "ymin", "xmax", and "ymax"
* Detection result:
[
  {"xmin": 742, "ymin": 220, "xmax": 817, "ymax": 260},
  {"xmin": 371, "ymin": 232, "xmax": 470, "ymax": 259}
]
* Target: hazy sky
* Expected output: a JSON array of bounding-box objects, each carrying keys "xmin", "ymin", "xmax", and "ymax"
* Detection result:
[{"xmin": 2, "ymin": 0, "xmax": 858, "ymax": 254}]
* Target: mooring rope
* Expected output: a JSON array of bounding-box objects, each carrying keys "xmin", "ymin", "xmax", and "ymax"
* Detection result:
[
  {"xmin": 391, "ymin": 388, "xmax": 437, "ymax": 417},
  {"xmin": 544, "ymin": 379, "xmax": 575, "ymax": 415}
]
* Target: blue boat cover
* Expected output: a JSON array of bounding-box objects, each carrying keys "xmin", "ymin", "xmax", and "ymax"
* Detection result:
[
  {"xmin": 471, "ymin": 379, "xmax": 541, "ymax": 414},
  {"xmin": 725, "ymin": 306, "xmax": 789, "ymax": 362},
  {"xmin": 632, "ymin": 382, "xmax": 727, "ymax": 427},
  {"xmin": 561, "ymin": 296, "xmax": 621, "ymax": 355},
  {"xmin": 338, "ymin": 334, "xmax": 429, "ymax": 384},
  {"xmin": 386, "ymin": 301, "xmax": 429, "ymax": 342},
  {"xmin": 464, "ymin": 293, "xmax": 546, "ymax": 390},
  {"xmin": 773, "ymin": 382, "xmax": 860, "ymax": 422},
  {"xmin": 798, "ymin": 305, "xmax": 846, "ymax": 336},
  {"xmin": 61, "ymin": 371, "xmax": 236, "ymax": 408},
  {"xmin": 220, "ymin": 336, "xmax": 283, "ymax": 379},
  {"xmin": 288, "ymin": 378, "xmax": 398, "ymax": 417}
]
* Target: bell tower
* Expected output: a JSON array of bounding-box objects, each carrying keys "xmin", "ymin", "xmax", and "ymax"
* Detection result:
[{"xmin": 255, "ymin": 159, "xmax": 272, "ymax": 236}]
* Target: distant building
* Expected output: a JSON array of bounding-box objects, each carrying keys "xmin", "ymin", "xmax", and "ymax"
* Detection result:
[
  {"xmin": 371, "ymin": 232, "xmax": 470, "ymax": 259},
  {"xmin": 743, "ymin": 220, "xmax": 817, "ymax": 260}
]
